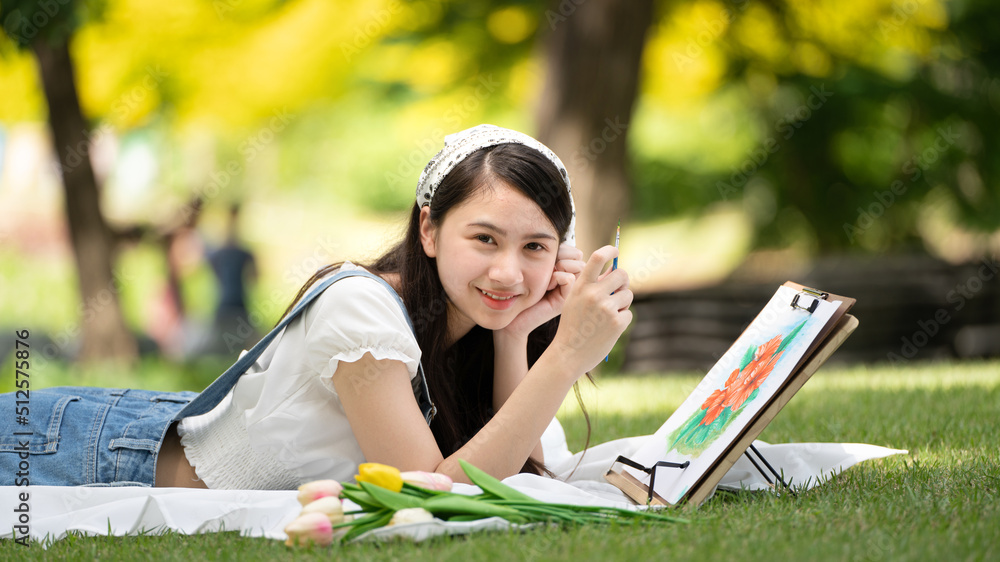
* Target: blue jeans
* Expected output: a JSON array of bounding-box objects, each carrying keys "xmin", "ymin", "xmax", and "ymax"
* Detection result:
[{"xmin": 0, "ymin": 387, "xmax": 197, "ymax": 487}]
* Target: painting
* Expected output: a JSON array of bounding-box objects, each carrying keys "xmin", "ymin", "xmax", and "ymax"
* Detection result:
[
  {"xmin": 623, "ymin": 285, "xmax": 842, "ymax": 505},
  {"xmin": 665, "ymin": 318, "xmax": 807, "ymax": 458}
]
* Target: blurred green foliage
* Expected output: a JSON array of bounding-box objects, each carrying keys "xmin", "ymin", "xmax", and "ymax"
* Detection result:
[
  {"xmin": 630, "ymin": 0, "xmax": 1000, "ymax": 256},
  {"xmin": 2, "ymin": 0, "xmax": 1000, "ymax": 349},
  {"xmin": 4, "ymin": 0, "xmax": 995, "ymax": 256}
]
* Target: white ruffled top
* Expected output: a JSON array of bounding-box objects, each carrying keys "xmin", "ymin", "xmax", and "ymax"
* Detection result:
[{"xmin": 176, "ymin": 262, "xmax": 422, "ymax": 490}]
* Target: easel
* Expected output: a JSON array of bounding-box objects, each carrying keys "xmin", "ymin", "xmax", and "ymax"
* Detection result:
[
  {"xmin": 605, "ymin": 282, "xmax": 859, "ymax": 507},
  {"xmin": 608, "ymin": 441, "xmax": 796, "ymax": 506}
]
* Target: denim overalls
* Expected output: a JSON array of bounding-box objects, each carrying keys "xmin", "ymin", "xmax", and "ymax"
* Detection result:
[{"xmin": 0, "ymin": 270, "xmax": 435, "ymax": 487}]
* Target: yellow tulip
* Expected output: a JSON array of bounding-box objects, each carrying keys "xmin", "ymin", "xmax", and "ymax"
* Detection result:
[{"xmin": 355, "ymin": 462, "xmax": 403, "ymax": 492}]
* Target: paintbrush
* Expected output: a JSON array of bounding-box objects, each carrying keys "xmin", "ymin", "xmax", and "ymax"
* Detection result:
[{"xmin": 606, "ymin": 219, "xmax": 620, "ymax": 363}]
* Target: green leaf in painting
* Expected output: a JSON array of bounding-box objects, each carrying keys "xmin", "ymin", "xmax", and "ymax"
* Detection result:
[
  {"xmin": 776, "ymin": 318, "xmax": 809, "ymax": 354},
  {"xmin": 739, "ymin": 345, "xmax": 756, "ymax": 371}
]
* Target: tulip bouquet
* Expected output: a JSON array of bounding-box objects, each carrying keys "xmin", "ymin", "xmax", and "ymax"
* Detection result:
[{"xmin": 284, "ymin": 460, "xmax": 685, "ymax": 546}]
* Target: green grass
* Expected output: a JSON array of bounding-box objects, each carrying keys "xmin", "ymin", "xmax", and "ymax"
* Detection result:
[{"xmin": 3, "ymin": 360, "xmax": 998, "ymax": 560}]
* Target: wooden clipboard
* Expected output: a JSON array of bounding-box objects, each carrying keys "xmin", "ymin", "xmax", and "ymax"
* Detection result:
[{"xmin": 605, "ymin": 281, "xmax": 858, "ymax": 507}]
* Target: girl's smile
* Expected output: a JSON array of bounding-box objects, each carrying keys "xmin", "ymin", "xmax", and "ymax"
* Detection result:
[{"xmin": 478, "ymin": 287, "xmax": 518, "ymax": 310}]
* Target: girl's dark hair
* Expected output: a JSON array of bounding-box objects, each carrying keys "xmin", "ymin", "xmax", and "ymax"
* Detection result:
[{"xmin": 284, "ymin": 143, "xmax": 577, "ymax": 475}]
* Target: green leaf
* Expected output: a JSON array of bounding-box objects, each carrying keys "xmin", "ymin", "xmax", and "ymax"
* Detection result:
[
  {"xmin": 776, "ymin": 318, "xmax": 809, "ymax": 354},
  {"xmin": 497, "ymin": 503, "xmax": 578, "ymax": 522},
  {"xmin": 332, "ymin": 509, "xmax": 386, "ymax": 530},
  {"xmin": 458, "ymin": 459, "xmax": 538, "ymax": 502},
  {"xmin": 421, "ymin": 494, "xmax": 528, "ymax": 524},
  {"xmin": 340, "ymin": 509, "xmax": 394, "ymax": 542},
  {"xmin": 358, "ymin": 481, "xmax": 426, "ymax": 511},
  {"xmin": 339, "ymin": 488, "xmax": 382, "ymax": 511},
  {"xmin": 739, "ymin": 345, "xmax": 756, "ymax": 371},
  {"xmin": 401, "ymin": 482, "xmax": 446, "ymax": 497},
  {"xmin": 492, "ymin": 500, "xmax": 687, "ymax": 524}
]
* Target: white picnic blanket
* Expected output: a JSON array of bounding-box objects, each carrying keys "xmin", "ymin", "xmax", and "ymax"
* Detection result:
[{"xmin": 1, "ymin": 420, "xmax": 906, "ymax": 546}]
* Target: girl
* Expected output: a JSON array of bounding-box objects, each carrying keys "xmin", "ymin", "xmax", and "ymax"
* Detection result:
[{"xmin": 0, "ymin": 125, "xmax": 632, "ymax": 489}]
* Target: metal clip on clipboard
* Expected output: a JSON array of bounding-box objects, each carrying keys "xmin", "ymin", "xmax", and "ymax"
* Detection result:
[{"xmin": 791, "ymin": 286, "xmax": 829, "ymax": 314}]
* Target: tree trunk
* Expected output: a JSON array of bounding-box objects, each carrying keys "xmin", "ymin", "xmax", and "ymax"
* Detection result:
[
  {"xmin": 32, "ymin": 39, "xmax": 137, "ymax": 363},
  {"xmin": 536, "ymin": 0, "xmax": 654, "ymax": 255}
]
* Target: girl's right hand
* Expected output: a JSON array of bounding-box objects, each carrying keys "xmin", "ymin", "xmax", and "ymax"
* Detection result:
[{"xmin": 551, "ymin": 245, "xmax": 633, "ymax": 375}]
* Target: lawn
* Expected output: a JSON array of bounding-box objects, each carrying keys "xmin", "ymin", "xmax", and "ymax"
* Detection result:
[{"xmin": 2, "ymin": 359, "xmax": 998, "ymax": 561}]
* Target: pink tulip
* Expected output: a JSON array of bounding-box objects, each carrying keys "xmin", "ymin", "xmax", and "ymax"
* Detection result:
[
  {"xmin": 400, "ymin": 471, "xmax": 453, "ymax": 492},
  {"xmin": 296, "ymin": 479, "xmax": 343, "ymax": 506},
  {"xmin": 283, "ymin": 512, "xmax": 334, "ymax": 547},
  {"xmin": 300, "ymin": 496, "xmax": 345, "ymax": 524}
]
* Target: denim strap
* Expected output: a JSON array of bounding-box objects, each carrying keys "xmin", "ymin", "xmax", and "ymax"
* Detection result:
[{"xmin": 173, "ymin": 270, "xmax": 436, "ymax": 424}]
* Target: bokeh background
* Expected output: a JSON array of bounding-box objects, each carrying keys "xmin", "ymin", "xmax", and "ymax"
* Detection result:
[{"xmin": 1, "ymin": 0, "xmax": 998, "ymax": 378}]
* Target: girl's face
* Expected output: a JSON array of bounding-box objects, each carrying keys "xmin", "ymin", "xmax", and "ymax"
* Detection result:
[{"xmin": 420, "ymin": 182, "xmax": 561, "ymax": 343}]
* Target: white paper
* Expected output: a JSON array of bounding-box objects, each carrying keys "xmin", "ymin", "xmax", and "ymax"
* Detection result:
[{"xmin": 0, "ymin": 421, "xmax": 906, "ymax": 548}]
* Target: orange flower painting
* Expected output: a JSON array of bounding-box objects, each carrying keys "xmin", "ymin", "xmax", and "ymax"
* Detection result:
[{"xmin": 667, "ymin": 319, "xmax": 807, "ymax": 457}]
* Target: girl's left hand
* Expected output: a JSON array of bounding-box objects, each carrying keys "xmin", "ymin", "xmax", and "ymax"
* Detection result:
[{"xmin": 501, "ymin": 243, "xmax": 585, "ymax": 339}]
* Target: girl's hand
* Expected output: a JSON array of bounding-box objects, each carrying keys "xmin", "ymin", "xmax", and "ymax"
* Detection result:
[
  {"xmin": 500, "ymin": 243, "xmax": 585, "ymax": 339},
  {"xmin": 551, "ymin": 245, "xmax": 633, "ymax": 374}
]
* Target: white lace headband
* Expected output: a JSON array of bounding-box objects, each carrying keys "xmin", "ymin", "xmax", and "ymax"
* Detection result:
[{"xmin": 415, "ymin": 124, "xmax": 576, "ymax": 246}]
